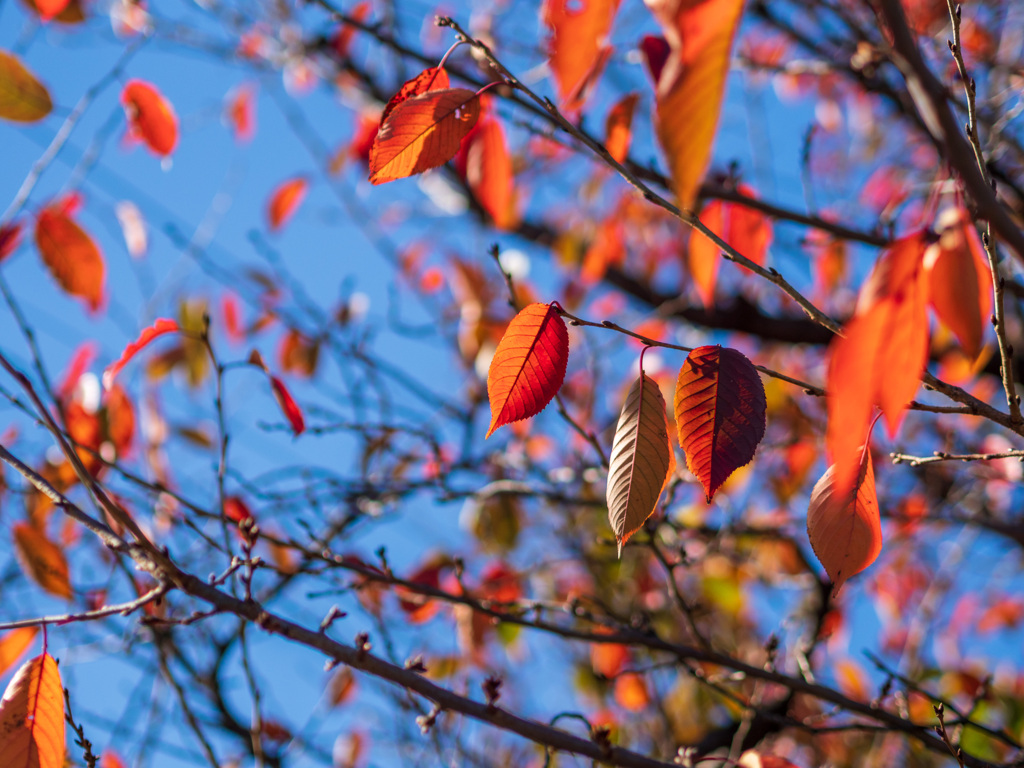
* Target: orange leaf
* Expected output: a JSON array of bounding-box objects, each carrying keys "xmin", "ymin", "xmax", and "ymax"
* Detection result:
[
  {"xmin": 380, "ymin": 67, "xmax": 450, "ymax": 127},
  {"xmin": 226, "ymin": 83, "xmax": 256, "ymax": 143},
  {"xmin": 542, "ymin": 0, "xmax": 621, "ymax": 110},
  {"xmin": 581, "ymin": 218, "xmax": 624, "ymax": 285},
  {"xmin": 369, "ymin": 88, "xmax": 480, "ymax": 184},
  {"xmin": 807, "ymin": 453, "xmax": 882, "ymax": 596},
  {"xmin": 12, "ymin": 523, "xmax": 72, "ymax": 600},
  {"xmin": 674, "ymin": 345, "xmax": 766, "ymax": 503},
  {"xmin": 926, "ymin": 207, "xmax": 991, "ymax": 360},
  {"xmin": 613, "ymin": 672, "xmax": 649, "ymax": 712},
  {"xmin": 331, "ymin": 1, "xmax": 370, "ymax": 58},
  {"xmin": 463, "ymin": 117, "xmax": 517, "ymax": 230},
  {"xmin": 32, "ymin": 0, "xmax": 71, "ymax": 21},
  {"xmin": 270, "ymin": 375, "xmax": 305, "ymax": 436},
  {"xmin": 102, "ymin": 318, "xmax": 180, "ymax": 389},
  {"xmin": 0, "ymin": 628, "xmax": 38, "ymax": 678},
  {"xmin": 726, "ymin": 186, "xmax": 772, "ymax": 267},
  {"xmin": 485, "ymin": 303, "xmax": 569, "ymax": 438},
  {"xmin": 100, "ymin": 750, "xmax": 127, "ymax": 768},
  {"xmin": 327, "ymin": 666, "xmax": 357, "ymax": 707},
  {"xmin": 826, "ymin": 233, "xmax": 928, "ymax": 498},
  {"xmin": 607, "ymin": 372, "xmax": 675, "ymax": 555},
  {"xmin": 604, "ymin": 93, "xmax": 638, "ymax": 164},
  {"xmin": 0, "ymin": 653, "xmax": 65, "ymax": 768},
  {"xmin": 649, "ymin": 0, "xmax": 744, "ymax": 210},
  {"xmin": 34, "ymin": 202, "xmax": 105, "ymax": 312},
  {"xmin": 266, "ymin": 177, "xmax": 309, "ymax": 232},
  {"xmin": 0, "ymin": 51, "xmax": 52, "ymax": 123},
  {"xmin": 689, "ymin": 200, "xmax": 724, "ymax": 307},
  {"xmin": 121, "ymin": 80, "xmax": 178, "ymax": 156},
  {"xmin": 103, "ymin": 385, "xmax": 136, "ymax": 457}
]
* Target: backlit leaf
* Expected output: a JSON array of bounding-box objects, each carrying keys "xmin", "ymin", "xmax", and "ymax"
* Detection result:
[
  {"xmin": 726, "ymin": 186, "xmax": 772, "ymax": 268},
  {"xmin": 674, "ymin": 345, "xmax": 766, "ymax": 502},
  {"xmin": 0, "ymin": 629, "xmax": 38, "ymax": 678},
  {"xmin": 34, "ymin": 201, "xmax": 105, "ymax": 312},
  {"xmin": 542, "ymin": 0, "xmax": 621, "ymax": 110},
  {"xmin": 463, "ymin": 117, "xmax": 517, "ymax": 230},
  {"xmin": 807, "ymin": 453, "xmax": 882, "ymax": 596},
  {"xmin": 12, "ymin": 523, "xmax": 72, "ymax": 600},
  {"xmin": 607, "ymin": 372, "xmax": 675, "ymax": 555},
  {"xmin": 0, "ymin": 653, "xmax": 65, "ymax": 768},
  {"xmin": 266, "ymin": 177, "xmax": 308, "ymax": 232},
  {"xmin": 369, "ymin": 88, "xmax": 480, "ymax": 184},
  {"xmin": 31, "ymin": 0, "xmax": 71, "ymax": 21},
  {"xmin": 688, "ymin": 200, "xmax": 724, "ymax": 307},
  {"xmin": 380, "ymin": 67, "xmax": 450, "ymax": 126},
  {"xmin": 604, "ymin": 93, "xmax": 639, "ymax": 164},
  {"xmin": 0, "ymin": 51, "xmax": 52, "ymax": 123},
  {"xmin": 826, "ymin": 233, "xmax": 928, "ymax": 498},
  {"xmin": 103, "ymin": 318, "xmax": 180, "ymax": 389},
  {"xmin": 121, "ymin": 80, "xmax": 178, "ymax": 156},
  {"xmin": 926, "ymin": 207, "xmax": 991, "ymax": 360},
  {"xmin": 648, "ymin": 0, "xmax": 744, "ymax": 210},
  {"xmin": 486, "ymin": 302, "xmax": 569, "ymax": 438},
  {"xmin": 0, "ymin": 221, "xmax": 24, "ymax": 261}
]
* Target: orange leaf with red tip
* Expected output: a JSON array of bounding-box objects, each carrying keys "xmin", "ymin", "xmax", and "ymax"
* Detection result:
[
  {"xmin": 689, "ymin": 200, "xmax": 724, "ymax": 307},
  {"xmin": 604, "ymin": 93, "xmax": 638, "ymax": 164},
  {"xmin": 674, "ymin": 345, "xmax": 766, "ymax": 503},
  {"xmin": 807, "ymin": 452, "xmax": 882, "ymax": 596},
  {"xmin": 369, "ymin": 88, "xmax": 480, "ymax": 184},
  {"xmin": 463, "ymin": 117, "xmax": 517, "ymax": 230},
  {"xmin": 542, "ymin": 0, "xmax": 621, "ymax": 110},
  {"xmin": 35, "ymin": 202, "xmax": 105, "ymax": 312},
  {"xmin": 649, "ymin": 0, "xmax": 744, "ymax": 210},
  {"xmin": 121, "ymin": 80, "xmax": 178, "ymax": 156},
  {"xmin": 103, "ymin": 318, "xmax": 180, "ymax": 389},
  {"xmin": 927, "ymin": 207, "xmax": 991, "ymax": 360},
  {"xmin": 0, "ymin": 653, "xmax": 65, "ymax": 768},
  {"xmin": 380, "ymin": 68, "xmax": 450, "ymax": 127},
  {"xmin": 266, "ymin": 177, "xmax": 308, "ymax": 232},
  {"xmin": 826, "ymin": 233, "xmax": 928, "ymax": 498},
  {"xmin": 486, "ymin": 303, "xmax": 569, "ymax": 438},
  {"xmin": 12, "ymin": 523, "xmax": 72, "ymax": 600},
  {"xmin": 270, "ymin": 376, "xmax": 305, "ymax": 435},
  {"xmin": 0, "ymin": 628, "xmax": 38, "ymax": 678}
]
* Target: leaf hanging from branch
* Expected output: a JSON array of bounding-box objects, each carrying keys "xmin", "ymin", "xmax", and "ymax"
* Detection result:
[
  {"xmin": 807, "ymin": 452, "xmax": 882, "ymax": 596},
  {"xmin": 103, "ymin": 318, "xmax": 180, "ymax": 389},
  {"xmin": 486, "ymin": 303, "xmax": 569, "ymax": 438},
  {"xmin": 542, "ymin": 0, "xmax": 621, "ymax": 111},
  {"xmin": 607, "ymin": 372, "xmax": 675, "ymax": 555},
  {"xmin": 463, "ymin": 116, "xmax": 517, "ymax": 230},
  {"xmin": 0, "ymin": 653, "xmax": 66, "ymax": 768},
  {"xmin": 380, "ymin": 67, "xmax": 450, "ymax": 126},
  {"xmin": 674, "ymin": 345, "xmax": 766, "ymax": 503},
  {"xmin": 369, "ymin": 88, "xmax": 481, "ymax": 184},
  {"xmin": 648, "ymin": 0, "xmax": 744, "ymax": 211},
  {"xmin": 0, "ymin": 50, "xmax": 52, "ymax": 123}
]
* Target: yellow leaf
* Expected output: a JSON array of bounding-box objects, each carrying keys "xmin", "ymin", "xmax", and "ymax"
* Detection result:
[{"xmin": 0, "ymin": 51, "xmax": 53, "ymax": 123}]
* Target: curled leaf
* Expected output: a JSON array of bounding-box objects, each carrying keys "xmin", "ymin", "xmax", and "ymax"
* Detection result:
[
  {"xmin": 486, "ymin": 303, "xmax": 569, "ymax": 438},
  {"xmin": 103, "ymin": 318, "xmax": 180, "ymax": 389},
  {"xmin": 0, "ymin": 653, "xmax": 65, "ymax": 768},
  {"xmin": 369, "ymin": 88, "xmax": 480, "ymax": 184},
  {"xmin": 607, "ymin": 372, "xmax": 675, "ymax": 555},
  {"xmin": 674, "ymin": 345, "xmax": 766, "ymax": 502},
  {"xmin": 0, "ymin": 50, "xmax": 53, "ymax": 123},
  {"xmin": 807, "ymin": 453, "xmax": 882, "ymax": 596},
  {"xmin": 121, "ymin": 79, "xmax": 178, "ymax": 156}
]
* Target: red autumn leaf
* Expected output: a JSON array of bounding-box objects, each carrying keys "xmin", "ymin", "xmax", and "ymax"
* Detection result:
[
  {"xmin": 689, "ymin": 200, "xmax": 725, "ymax": 307},
  {"xmin": 640, "ymin": 35, "xmax": 671, "ymax": 85},
  {"xmin": 613, "ymin": 672, "xmax": 649, "ymax": 712},
  {"xmin": 380, "ymin": 67, "xmax": 450, "ymax": 127},
  {"xmin": 121, "ymin": 79, "xmax": 178, "ymax": 156},
  {"xmin": 604, "ymin": 93, "xmax": 639, "ymax": 164},
  {"xmin": 331, "ymin": 0, "xmax": 370, "ymax": 58},
  {"xmin": 57, "ymin": 341, "xmax": 97, "ymax": 403},
  {"xmin": 397, "ymin": 557, "xmax": 445, "ymax": 623},
  {"xmin": 649, "ymin": 0, "xmax": 745, "ymax": 210},
  {"xmin": 926, "ymin": 207, "xmax": 992, "ymax": 360},
  {"xmin": 463, "ymin": 116, "xmax": 517, "ymax": 230},
  {"xmin": 486, "ymin": 302, "xmax": 569, "ymax": 438},
  {"xmin": 278, "ymin": 328, "xmax": 320, "ymax": 377},
  {"xmin": 226, "ymin": 83, "xmax": 256, "ymax": 143},
  {"xmin": 726, "ymin": 185, "xmax": 772, "ymax": 267},
  {"xmin": 35, "ymin": 201, "xmax": 105, "ymax": 312},
  {"xmin": 977, "ymin": 597, "xmax": 1024, "ymax": 634},
  {"xmin": 0, "ymin": 220, "xmax": 23, "ymax": 261},
  {"xmin": 100, "ymin": 751, "xmax": 128, "ymax": 768},
  {"xmin": 0, "ymin": 653, "xmax": 65, "ymax": 768},
  {"xmin": 581, "ymin": 218, "xmax": 625, "ymax": 285},
  {"xmin": 542, "ymin": 0, "xmax": 621, "ymax": 111},
  {"xmin": 478, "ymin": 560, "xmax": 522, "ymax": 603},
  {"xmin": 807, "ymin": 452, "xmax": 882, "ymax": 596},
  {"xmin": 104, "ymin": 384, "xmax": 136, "ymax": 457},
  {"xmin": 590, "ymin": 641, "xmax": 629, "ymax": 678},
  {"xmin": 270, "ymin": 375, "xmax": 305, "ymax": 436},
  {"xmin": 103, "ymin": 318, "xmax": 180, "ymax": 389},
  {"xmin": 674, "ymin": 345, "xmax": 766, "ymax": 503},
  {"xmin": 826, "ymin": 233, "xmax": 928, "ymax": 498},
  {"xmin": 266, "ymin": 177, "xmax": 309, "ymax": 232},
  {"xmin": 369, "ymin": 88, "xmax": 481, "ymax": 184},
  {"xmin": 33, "ymin": 0, "xmax": 71, "ymax": 21},
  {"xmin": 12, "ymin": 522, "xmax": 73, "ymax": 600},
  {"xmin": 222, "ymin": 292, "xmax": 245, "ymax": 344},
  {"xmin": 0, "ymin": 628, "xmax": 38, "ymax": 678}
]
